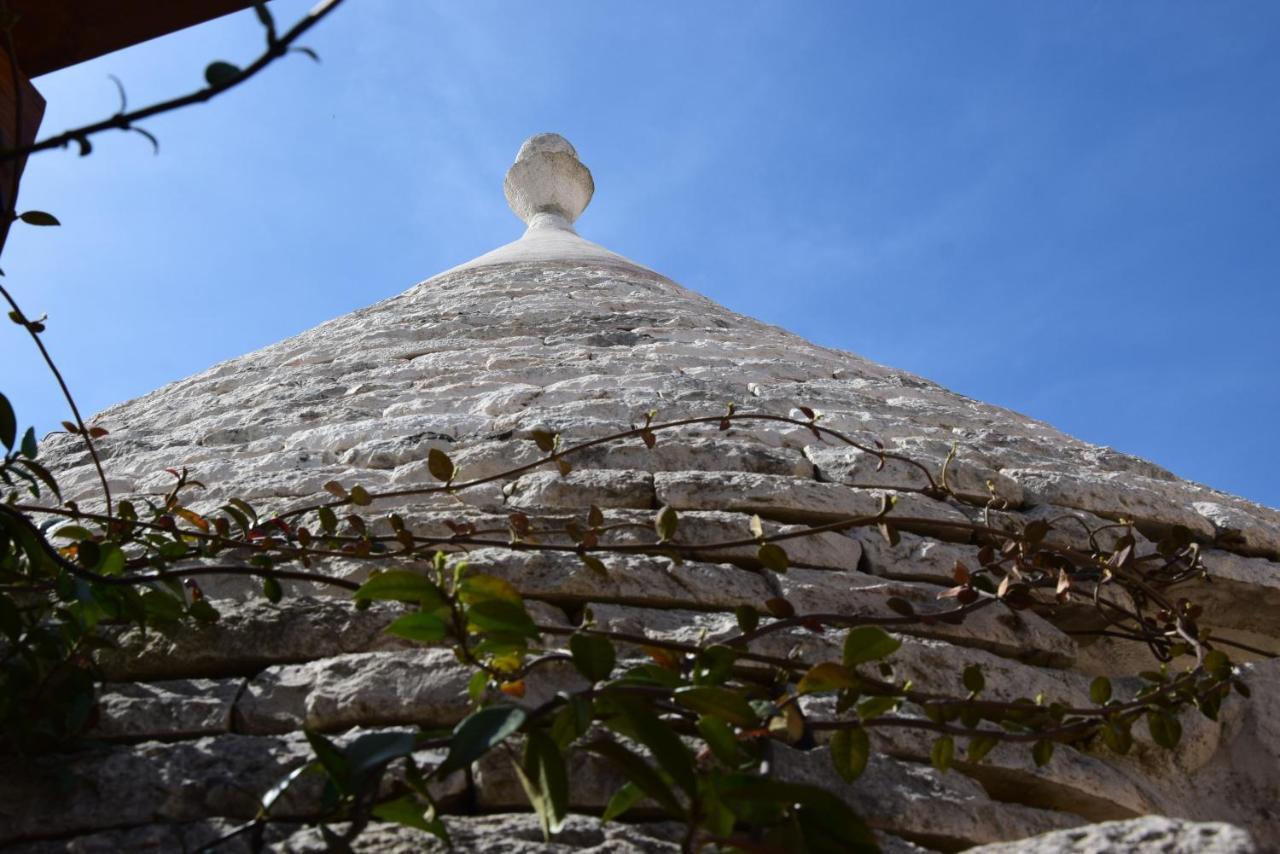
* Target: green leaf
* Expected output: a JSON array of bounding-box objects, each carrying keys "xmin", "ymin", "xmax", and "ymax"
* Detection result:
[
  {"xmin": 1102, "ymin": 721, "xmax": 1132, "ymax": 754},
  {"xmin": 355, "ymin": 570, "xmax": 443, "ymax": 608},
  {"xmin": 1147, "ymin": 711, "xmax": 1182, "ymax": 749},
  {"xmin": 141, "ymin": 590, "xmax": 184, "ymax": 622},
  {"xmin": 1090, "ymin": 676, "xmax": 1112, "ymax": 705},
  {"xmin": 306, "ymin": 730, "xmax": 350, "ymax": 793},
  {"xmin": 717, "ymin": 777, "xmax": 877, "ymax": 852},
  {"xmin": 1203, "ymin": 649, "xmax": 1231, "ymax": 680},
  {"xmin": 550, "ymin": 694, "xmax": 592, "ymax": 749},
  {"xmin": 349, "ymin": 484, "xmax": 372, "ymax": 506},
  {"xmin": 530, "ymin": 430, "xmax": 557, "ymax": 452},
  {"xmin": 586, "ymin": 739, "xmax": 684, "ymax": 818},
  {"xmin": 757, "ymin": 542, "xmax": 788, "ymax": 572},
  {"xmin": 601, "ymin": 781, "xmax": 644, "ymax": 823},
  {"xmin": 655, "ymin": 505, "xmax": 678, "ymax": 542},
  {"xmin": 967, "ymin": 735, "xmax": 998, "ymax": 763},
  {"xmin": 468, "ymin": 598, "xmax": 539, "ymax": 639},
  {"xmin": 427, "ymin": 448, "xmax": 455, "ymax": 482},
  {"xmin": 262, "ymin": 576, "xmax": 283, "ymax": 603},
  {"xmin": 188, "ymin": 599, "xmax": 220, "ymax": 623},
  {"xmin": 157, "ymin": 540, "xmax": 189, "ymax": 560},
  {"xmin": 569, "ymin": 632, "xmax": 616, "ymax": 682},
  {"xmin": 962, "ymin": 664, "xmax": 985, "ymax": 694},
  {"xmin": 842, "ymin": 626, "xmax": 901, "ymax": 666},
  {"xmin": 386, "ymin": 611, "xmax": 447, "ymax": 643},
  {"xmin": 0, "ymin": 392, "xmax": 14, "ymax": 450},
  {"xmin": 347, "ymin": 730, "xmax": 417, "ymax": 783},
  {"xmin": 53, "ymin": 525, "xmax": 93, "ymax": 541},
  {"xmin": 1032, "ymin": 738, "xmax": 1055, "ymax": 766},
  {"xmin": 16, "ymin": 459, "xmax": 61, "ymax": 500},
  {"xmin": 20, "ymin": 426, "xmax": 37, "ymax": 458},
  {"xmin": 734, "ymin": 605, "xmax": 760, "ymax": 634},
  {"xmin": 317, "ymin": 506, "xmax": 338, "ymax": 534},
  {"xmin": 615, "ymin": 704, "xmax": 696, "ymax": 797},
  {"xmin": 798, "ymin": 662, "xmax": 860, "ymax": 695},
  {"xmin": 438, "ymin": 706, "xmax": 527, "ymax": 777},
  {"xmin": 829, "ymin": 727, "xmax": 870, "ymax": 782},
  {"xmin": 17, "ymin": 210, "xmax": 60, "ymax": 227},
  {"xmin": 515, "ymin": 730, "xmax": 569, "ymax": 839},
  {"xmin": 696, "ymin": 715, "xmax": 741, "ymax": 766},
  {"xmin": 855, "ymin": 694, "xmax": 900, "ymax": 720},
  {"xmin": 931, "ymin": 735, "xmax": 955, "ymax": 772},
  {"xmin": 97, "ymin": 544, "xmax": 125, "ymax": 576},
  {"xmin": 579, "ymin": 553, "xmax": 608, "ymax": 576},
  {"xmin": 459, "ymin": 573, "xmax": 522, "ymax": 604},
  {"xmin": 204, "ymin": 60, "xmax": 241, "ymax": 87},
  {"xmin": 674, "ymin": 686, "xmax": 758, "ymax": 727},
  {"xmin": 371, "ymin": 795, "xmax": 445, "ymax": 837},
  {"xmin": 467, "ymin": 670, "xmax": 489, "ymax": 704}
]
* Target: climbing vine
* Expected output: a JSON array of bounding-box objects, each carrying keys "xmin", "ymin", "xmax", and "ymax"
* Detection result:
[
  {"xmin": 0, "ymin": 4, "xmax": 1256, "ymax": 850},
  {"xmin": 0, "ymin": 367, "xmax": 1250, "ymax": 851}
]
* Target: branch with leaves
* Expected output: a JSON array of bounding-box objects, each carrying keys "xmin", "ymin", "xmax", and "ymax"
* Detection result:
[
  {"xmin": 0, "ymin": 0, "xmax": 342, "ymax": 165},
  {"xmin": 0, "ymin": 364, "xmax": 1253, "ymax": 852}
]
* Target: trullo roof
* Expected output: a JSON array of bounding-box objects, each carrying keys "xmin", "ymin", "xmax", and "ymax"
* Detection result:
[{"xmin": 5, "ymin": 134, "xmax": 1277, "ymax": 853}]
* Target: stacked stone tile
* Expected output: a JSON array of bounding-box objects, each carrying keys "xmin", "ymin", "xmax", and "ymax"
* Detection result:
[{"xmin": 4, "ymin": 135, "xmax": 1276, "ymax": 852}]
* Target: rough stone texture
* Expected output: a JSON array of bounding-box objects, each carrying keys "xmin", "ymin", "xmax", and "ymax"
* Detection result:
[
  {"xmin": 21, "ymin": 134, "xmax": 1280, "ymax": 850},
  {"xmin": 769, "ymin": 745, "xmax": 1083, "ymax": 849},
  {"xmin": 281, "ymin": 814, "xmax": 683, "ymax": 853},
  {"xmin": 237, "ymin": 650, "xmax": 588, "ymax": 735},
  {"xmin": 467, "ymin": 547, "xmax": 776, "ymax": 611},
  {"xmin": 92, "ymin": 678, "xmax": 242, "ymax": 741},
  {"xmin": 0, "ymin": 729, "xmax": 463, "ymax": 845},
  {"xmin": 964, "ymin": 816, "xmax": 1257, "ymax": 854},
  {"xmin": 235, "ymin": 649, "xmax": 474, "ymax": 734},
  {"xmin": 95, "ymin": 596, "xmax": 411, "ymax": 680},
  {"xmin": 777, "ymin": 567, "xmax": 1077, "ymax": 666}
]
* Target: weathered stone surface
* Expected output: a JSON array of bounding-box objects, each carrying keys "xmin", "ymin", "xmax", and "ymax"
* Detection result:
[
  {"xmin": 93, "ymin": 678, "xmax": 241, "ymax": 741},
  {"xmin": 776, "ymin": 567, "xmax": 1076, "ymax": 666},
  {"xmin": 0, "ymin": 730, "xmax": 462, "ymax": 845},
  {"xmin": 600, "ymin": 508, "xmax": 864, "ymax": 571},
  {"xmin": 856, "ymin": 528, "xmax": 983, "ymax": 585},
  {"xmin": 236, "ymin": 649, "xmax": 472, "ymax": 734},
  {"xmin": 26, "ymin": 132, "xmax": 1280, "ymax": 850},
  {"xmin": 4, "ymin": 820, "xmax": 246, "ymax": 853},
  {"xmin": 966, "ymin": 816, "xmax": 1258, "ymax": 853},
  {"xmin": 465, "ymin": 547, "xmax": 776, "ymax": 610},
  {"xmin": 96, "ymin": 596, "xmax": 410, "ymax": 680},
  {"xmin": 279, "ymin": 814, "xmax": 683, "ymax": 853},
  {"xmin": 769, "ymin": 745, "xmax": 1083, "ymax": 848},
  {"xmin": 1194, "ymin": 500, "xmax": 1280, "ymax": 558},
  {"xmin": 506, "ymin": 469, "xmax": 656, "ymax": 510},
  {"xmin": 806, "ymin": 442, "xmax": 1024, "ymax": 508},
  {"xmin": 238, "ymin": 649, "xmax": 587, "ymax": 735},
  {"xmin": 1006, "ymin": 469, "xmax": 1218, "ymax": 542}
]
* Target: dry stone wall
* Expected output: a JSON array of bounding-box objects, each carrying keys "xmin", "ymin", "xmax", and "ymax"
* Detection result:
[{"xmin": 8, "ymin": 245, "xmax": 1279, "ymax": 851}]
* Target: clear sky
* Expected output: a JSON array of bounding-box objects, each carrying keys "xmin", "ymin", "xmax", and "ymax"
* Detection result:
[{"xmin": 2, "ymin": 2, "xmax": 1277, "ymax": 508}]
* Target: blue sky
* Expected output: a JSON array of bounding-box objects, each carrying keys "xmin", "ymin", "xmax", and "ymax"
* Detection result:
[{"xmin": 2, "ymin": 2, "xmax": 1277, "ymax": 508}]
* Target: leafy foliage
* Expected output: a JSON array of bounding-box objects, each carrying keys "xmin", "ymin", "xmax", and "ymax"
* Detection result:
[{"xmin": 0, "ymin": 384, "xmax": 1252, "ymax": 850}]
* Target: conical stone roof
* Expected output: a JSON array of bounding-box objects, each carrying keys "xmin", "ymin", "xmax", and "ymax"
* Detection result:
[{"xmin": 6, "ymin": 134, "xmax": 1278, "ymax": 852}]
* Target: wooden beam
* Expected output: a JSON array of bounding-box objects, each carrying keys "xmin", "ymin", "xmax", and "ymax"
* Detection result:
[
  {"xmin": 0, "ymin": 42, "xmax": 44, "ymax": 253},
  {"xmin": 10, "ymin": 0, "xmax": 258, "ymax": 79}
]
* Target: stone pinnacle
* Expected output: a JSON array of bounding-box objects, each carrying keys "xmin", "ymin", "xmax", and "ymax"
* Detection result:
[{"xmin": 503, "ymin": 133, "xmax": 595, "ymax": 230}]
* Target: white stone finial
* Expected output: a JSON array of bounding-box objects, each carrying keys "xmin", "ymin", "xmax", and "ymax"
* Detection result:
[{"xmin": 504, "ymin": 133, "xmax": 594, "ymax": 229}]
